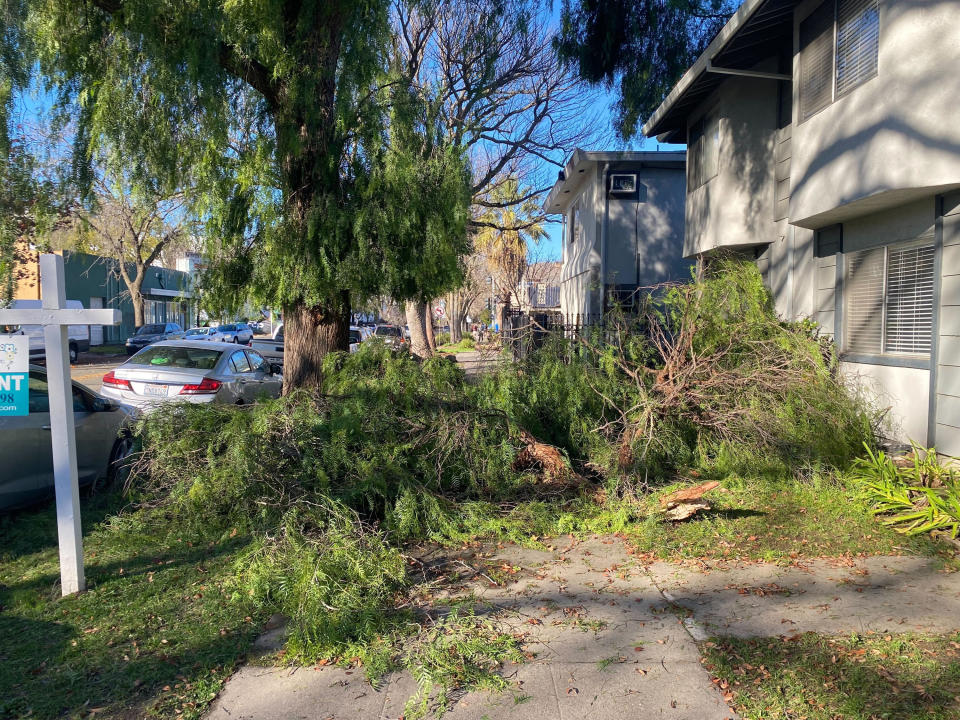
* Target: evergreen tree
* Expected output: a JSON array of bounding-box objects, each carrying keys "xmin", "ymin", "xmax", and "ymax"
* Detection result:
[
  {"xmin": 554, "ymin": 0, "xmax": 735, "ymax": 138},
  {"xmin": 5, "ymin": 0, "xmax": 470, "ymax": 389}
]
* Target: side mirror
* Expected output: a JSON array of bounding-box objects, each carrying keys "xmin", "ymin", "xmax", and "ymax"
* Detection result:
[{"xmin": 92, "ymin": 397, "xmax": 117, "ymax": 412}]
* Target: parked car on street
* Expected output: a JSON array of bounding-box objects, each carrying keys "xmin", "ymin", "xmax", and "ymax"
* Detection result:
[
  {"xmin": 209, "ymin": 323, "xmax": 254, "ymax": 344},
  {"xmin": 248, "ymin": 323, "xmax": 284, "ymax": 364},
  {"xmin": 101, "ymin": 340, "xmax": 282, "ymax": 410},
  {"xmin": 6, "ymin": 299, "xmax": 91, "ymax": 363},
  {"xmin": 373, "ymin": 324, "xmax": 405, "ymax": 350},
  {"xmin": 349, "ymin": 326, "xmax": 363, "ymax": 353},
  {"xmin": 184, "ymin": 326, "xmax": 215, "ymax": 341},
  {"xmin": 125, "ymin": 322, "xmax": 184, "ymax": 355},
  {"xmin": 0, "ymin": 366, "xmax": 135, "ymax": 512}
]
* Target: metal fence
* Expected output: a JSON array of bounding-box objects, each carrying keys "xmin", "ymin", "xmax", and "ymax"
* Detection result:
[{"xmin": 502, "ymin": 311, "xmax": 607, "ymax": 359}]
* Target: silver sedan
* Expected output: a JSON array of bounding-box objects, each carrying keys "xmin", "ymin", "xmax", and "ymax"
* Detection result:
[
  {"xmin": 100, "ymin": 340, "xmax": 282, "ymax": 410},
  {"xmin": 1, "ymin": 366, "xmax": 136, "ymax": 512}
]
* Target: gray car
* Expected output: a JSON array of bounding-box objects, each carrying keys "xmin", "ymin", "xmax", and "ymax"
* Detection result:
[
  {"xmin": 125, "ymin": 322, "xmax": 185, "ymax": 355},
  {"xmin": 100, "ymin": 340, "xmax": 282, "ymax": 410},
  {"xmin": 209, "ymin": 323, "xmax": 254, "ymax": 344},
  {"xmin": 0, "ymin": 366, "xmax": 136, "ymax": 512},
  {"xmin": 373, "ymin": 324, "xmax": 406, "ymax": 350}
]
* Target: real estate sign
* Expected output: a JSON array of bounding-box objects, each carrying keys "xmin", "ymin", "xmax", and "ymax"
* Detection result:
[{"xmin": 0, "ymin": 334, "xmax": 28, "ymax": 416}]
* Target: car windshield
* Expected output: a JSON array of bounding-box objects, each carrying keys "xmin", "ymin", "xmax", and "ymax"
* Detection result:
[
  {"xmin": 217, "ymin": 324, "xmax": 236, "ymax": 332},
  {"xmin": 129, "ymin": 346, "xmax": 222, "ymax": 370},
  {"xmin": 185, "ymin": 328, "xmax": 207, "ymax": 336},
  {"xmin": 137, "ymin": 324, "xmax": 165, "ymax": 335},
  {"xmin": 375, "ymin": 326, "xmax": 401, "ymax": 337}
]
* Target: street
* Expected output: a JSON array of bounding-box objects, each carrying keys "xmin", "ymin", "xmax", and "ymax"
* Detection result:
[{"xmin": 72, "ymin": 357, "xmax": 124, "ymax": 393}]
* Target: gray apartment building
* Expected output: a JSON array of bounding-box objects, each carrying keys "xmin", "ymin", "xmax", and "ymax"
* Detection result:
[
  {"xmin": 643, "ymin": 0, "xmax": 960, "ymax": 451},
  {"xmin": 543, "ymin": 150, "xmax": 688, "ymax": 323}
]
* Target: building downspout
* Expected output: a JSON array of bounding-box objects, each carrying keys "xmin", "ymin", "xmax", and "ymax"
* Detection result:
[{"xmin": 601, "ymin": 163, "xmax": 610, "ymax": 319}]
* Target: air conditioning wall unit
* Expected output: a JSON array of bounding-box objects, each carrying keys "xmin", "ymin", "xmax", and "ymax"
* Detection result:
[{"xmin": 609, "ymin": 174, "xmax": 637, "ymax": 194}]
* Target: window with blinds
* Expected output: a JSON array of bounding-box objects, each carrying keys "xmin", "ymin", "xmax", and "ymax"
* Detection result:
[
  {"xmin": 837, "ymin": 0, "xmax": 879, "ymax": 96},
  {"xmin": 799, "ymin": 0, "xmax": 880, "ymax": 121},
  {"xmin": 844, "ymin": 241, "xmax": 935, "ymax": 356},
  {"xmin": 844, "ymin": 247, "xmax": 885, "ymax": 354},
  {"xmin": 885, "ymin": 245, "xmax": 935, "ymax": 353},
  {"xmin": 799, "ymin": 1, "xmax": 835, "ymax": 121},
  {"xmin": 687, "ymin": 111, "xmax": 720, "ymax": 191}
]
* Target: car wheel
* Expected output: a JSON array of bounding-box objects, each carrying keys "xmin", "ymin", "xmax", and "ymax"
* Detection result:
[
  {"xmin": 105, "ymin": 433, "xmax": 137, "ymax": 488},
  {"xmin": 69, "ymin": 343, "xmax": 78, "ymax": 364}
]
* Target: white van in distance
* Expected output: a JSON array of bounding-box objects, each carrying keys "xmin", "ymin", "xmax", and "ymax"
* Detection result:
[{"xmin": 4, "ymin": 299, "xmax": 92, "ymax": 364}]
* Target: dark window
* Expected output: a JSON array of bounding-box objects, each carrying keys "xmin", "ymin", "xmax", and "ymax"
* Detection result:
[
  {"xmin": 687, "ymin": 110, "xmax": 720, "ymax": 191},
  {"xmin": 129, "ymin": 345, "xmax": 222, "ymax": 370},
  {"xmin": 836, "ymin": 0, "xmax": 879, "ymax": 96},
  {"xmin": 137, "ymin": 324, "xmax": 165, "ymax": 335},
  {"xmin": 844, "ymin": 240, "xmax": 935, "ymax": 356},
  {"xmin": 375, "ymin": 326, "xmax": 401, "ymax": 337},
  {"xmin": 799, "ymin": 1, "xmax": 835, "ymax": 121},
  {"xmin": 28, "ymin": 374, "xmax": 49, "ymax": 413}
]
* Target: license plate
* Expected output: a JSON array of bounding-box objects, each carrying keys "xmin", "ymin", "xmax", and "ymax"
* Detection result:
[{"xmin": 142, "ymin": 384, "xmax": 169, "ymax": 398}]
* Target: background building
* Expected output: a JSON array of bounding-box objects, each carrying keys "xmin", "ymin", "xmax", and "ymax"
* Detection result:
[
  {"xmin": 543, "ymin": 150, "xmax": 688, "ymax": 323},
  {"xmin": 14, "ymin": 242, "xmax": 194, "ymax": 344}
]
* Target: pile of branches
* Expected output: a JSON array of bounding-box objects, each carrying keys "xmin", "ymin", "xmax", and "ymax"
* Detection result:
[{"xmin": 508, "ymin": 260, "xmax": 876, "ymax": 480}]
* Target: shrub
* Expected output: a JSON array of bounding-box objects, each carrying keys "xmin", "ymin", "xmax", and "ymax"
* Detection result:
[
  {"xmin": 850, "ymin": 443, "xmax": 960, "ymax": 539},
  {"xmin": 434, "ymin": 331, "xmax": 451, "ymax": 346}
]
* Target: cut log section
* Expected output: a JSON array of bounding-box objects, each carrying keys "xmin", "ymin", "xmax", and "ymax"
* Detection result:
[
  {"xmin": 659, "ymin": 481, "xmax": 720, "ymax": 508},
  {"xmin": 659, "ymin": 481, "xmax": 720, "ymax": 522}
]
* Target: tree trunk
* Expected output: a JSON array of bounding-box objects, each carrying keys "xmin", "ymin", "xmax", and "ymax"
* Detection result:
[
  {"xmin": 282, "ymin": 291, "xmax": 350, "ymax": 393},
  {"xmin": 424, "ymin": 303, "xmax": 436, "ymax": 351},
  {"xmin": 405, "ymin": 300, "xmax": 432, "ymax": 358},
  {"xmin": 495, "ymin": 292, "xmax": 509, "ymax": 335},
  {"xmin": 129, "ymin": 282, "xmax": 145, "ymax": 328},
  {"xmin": 447, "ymin": 292, "xmax": 463, "ymax": 343}
]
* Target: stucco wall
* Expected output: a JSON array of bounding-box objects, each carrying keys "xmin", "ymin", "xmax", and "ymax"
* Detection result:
[
  {"xmin": 790, "ymin": 0, "xmax": 960, "ymax": 227},
  {"xmin": 841, "ymin": 362, "xmax": 930, "ymax": 444},
  {"xmin": 684, "ymin": 67, "xmax": 780, "ymax": 257},
  {"xmin": 606, "ymin": 165, "xmax": 689, "ymax": 287},
  {"xmin": 841, "ymin": 198, "xmax": 935, "ymax": 253}
]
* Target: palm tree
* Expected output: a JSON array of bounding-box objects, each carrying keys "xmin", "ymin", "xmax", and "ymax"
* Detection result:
[{"xmin": 473, "ymin": 178, "xmax": 546, "ymax": 332}]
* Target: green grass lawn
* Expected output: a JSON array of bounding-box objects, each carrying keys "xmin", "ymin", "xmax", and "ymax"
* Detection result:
[
  {"xmin": 1, "ymin": 472, "xmax": 955, "ymax": 719},
  {"xmin": 625, "ymin": 473, "xmax": 954, "ymax": 564},
  {"xmin": 702, "ymin": 632, "xmax": 960, "ymax": 720},
  {"xmin": 0, "ymin": 490, "xmax": 261, "ymax": 719},
  {"xmin": 436, "ymin": 339, "xmax": 476, "ymax": 354}
]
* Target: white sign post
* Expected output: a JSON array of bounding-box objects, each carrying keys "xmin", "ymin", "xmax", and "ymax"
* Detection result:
[{"xmin": 0, "ymin": 254, "xmax": 121, "ymax": 595}]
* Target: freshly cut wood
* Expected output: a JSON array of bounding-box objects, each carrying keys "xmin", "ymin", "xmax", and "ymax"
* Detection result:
[
  {"xmin": 513, "ymin": 429, "xmax": 580, "ymax": 484},
  {"xmin": 659, "ymin": 481, "xmax": 720, "ymax": 509},
  {"xmin": 664, "ymin": 500, "xmax": 711, "ymax": 521}
]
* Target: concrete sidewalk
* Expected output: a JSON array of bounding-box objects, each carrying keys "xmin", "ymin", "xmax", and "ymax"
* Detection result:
[{"xmin": 206, "ymin": 538, "xmax": 960, "ymax": 720}]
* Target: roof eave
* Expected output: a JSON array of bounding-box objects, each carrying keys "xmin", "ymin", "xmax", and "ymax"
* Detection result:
[{"xmin": 641, "ymin": 0, "xmax": 774, "ymax": 138}]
